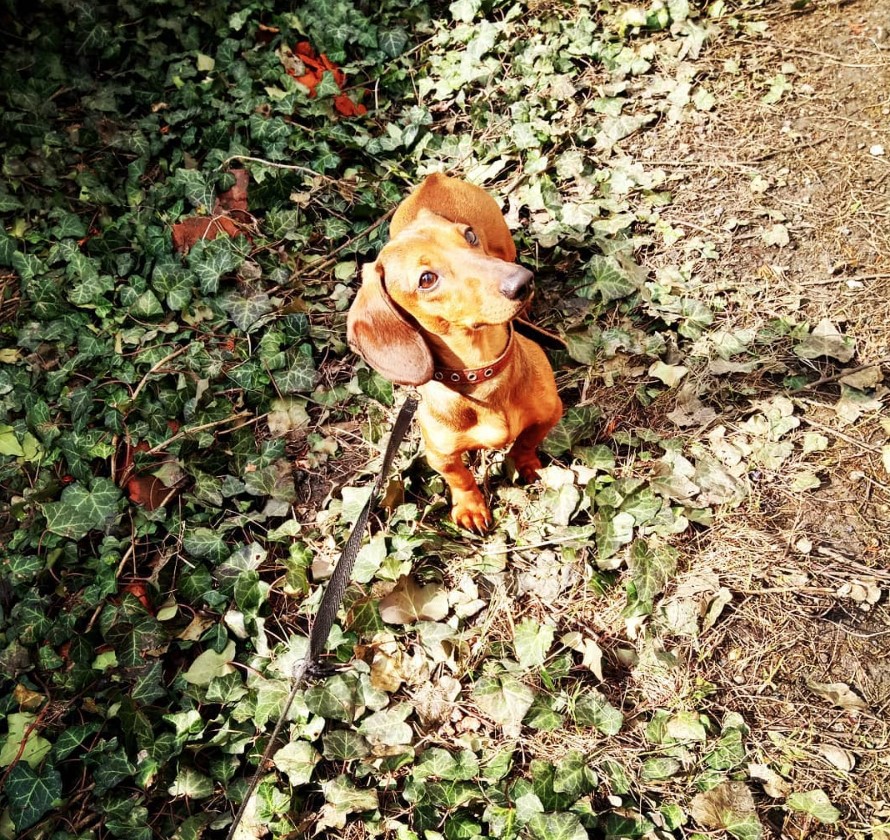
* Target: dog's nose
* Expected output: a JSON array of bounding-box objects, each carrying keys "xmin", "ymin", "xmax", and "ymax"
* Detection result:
[{"xmin": 499, "ymin": 266, "xmax": 534, "ymax": 300}]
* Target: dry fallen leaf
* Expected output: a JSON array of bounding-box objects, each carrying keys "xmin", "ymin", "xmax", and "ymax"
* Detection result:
[
  {"xmin": 748, "ymin": 762, "xmax": 792, "ymax": 798},
  {"xmin": 378, "ymin": 575, "xmax": 449, "ymax": 624},
  {"xmin": 690, "ymin": 780, "xmax": 757, "ymax": 829},
  {"xmin": 818, "ymin": 744, "xmax": 856, "ymax": 772},
  {"xmin": 806, "ymin": 679, "xmax": 868, "ymax": 710}
]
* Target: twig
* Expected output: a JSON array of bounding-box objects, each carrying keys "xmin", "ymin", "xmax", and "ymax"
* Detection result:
[
  {"xmin": 822, "ymin": 620, "xmax": 890, "ymax": 640},
  {"xmin": 798, "ymin": 273, "xmax": 890, "ymax": 286},
  {"xmin": 130, "ymin": 346, "xmax": 190, "ymax": 405},
  {"xmin": 0, "ymin": 704, "xmax": 49, "ymax": 791},
  {"xmin": 219, "ymin": 155, "xmax": 339, "ymax": 185},
  {"xmin": 799, "ymin": 417, "xmax": 883, "ymax": 455},
  {"xmin": 144, "ymin": 412, "xmax": 253, "ymax": 457},
  {"xmin": 299, "ymin": 207, "xmax": 398, "ymax": 278},
  {"xmin": 792, "ymin": 358, "xmax": 890, "ymax": 391}
]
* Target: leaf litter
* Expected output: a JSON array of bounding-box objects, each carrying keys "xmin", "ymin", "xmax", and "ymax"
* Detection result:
[{"xmin": 1, "ymin": 0, "xmax": 889, "ymax": 837}]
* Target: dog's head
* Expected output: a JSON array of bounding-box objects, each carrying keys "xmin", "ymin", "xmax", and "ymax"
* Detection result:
[{"xmin": 347, "ymin": 174, "xmax": 533, "ymax": 386}]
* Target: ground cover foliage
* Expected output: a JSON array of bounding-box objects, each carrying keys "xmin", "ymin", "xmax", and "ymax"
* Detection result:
[{"xmin": 1, "ymin": 0, "xmax": 886, "ymax": 838}]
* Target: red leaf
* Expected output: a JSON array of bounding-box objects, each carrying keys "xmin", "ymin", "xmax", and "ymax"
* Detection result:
[
  {"xmin": 171, "ymin": 215, "xmax": 240, "ymax": 254},
  {"xmin": 126, "ymin": 474, "xmax": 168, "ymax": 510},
  {"xmin": 334, "ymin": 94, "xmax": 367, "ymax": 117},
  {"xmin": 214, "ymin": 169, "xmax": 250, "ymax": 213}
]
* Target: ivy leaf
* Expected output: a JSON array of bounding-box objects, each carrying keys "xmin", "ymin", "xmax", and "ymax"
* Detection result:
[
  {"xmin": 690, "ymin": 781, "xmax": 761, "ymax": 839},
  {"xmin": 0, "ymin": 713, "xmax": 52, "ymax": 768},
  {"xmin": 378, "ymin": 575, "xmax": 449, "ymax": 624},
  {"xmin": 514, "ymin": 620, "xmax": 555, "ymax": 670},
  {"xmin": 378, "ymin": 27, "xmax": 409, "ymax": 57},
  {"xmin": 786, "ymin": 790, "xmax": 841, "ymax": 823},
  {"xmin": 627, "ymin": 539, "xmax": 678, "ymax": 607},
  {"xmin": 318, "ymin": 775, "xmax": 379, "ymax": 832},
  {"xmin": 182, "ymin": 640, "xmax": 236, "ymax": 686},
  {"xmin": 793, "ymin": 319, "xmax": 856, "ymax": 363},
  {"xmin": 53, "ymin": 723, "xmax": 101, "ymax": 761},
  {"xmin": 305, "ymin": 673, "xmax": 362, "ymax": 723},
  {"xmin": 6, "ymin": 763, "xmax": 63, "ymax": 831},
  {"xmin": 449, "ymin": 0, "xmax": 481, "ymax": 22},
  {"xmin": 526, "ymin": 811, "xmax": 589, "ymax": 840},
  {"xmin": 358, "ymin": 705, "xmax": 413, "ymax": 746},
  {"xmin": 182, "ymin": 528, "xmax": 229, "ymax": 562},
  {"xmin": 168, "ymin": 767, "xmax": 214, "ymax": 799},
  {"xmin": 223, "ymin": 291, "xmax": 275, "ymax": 332},
  {"xmin": 594, "ymin": 510, "xmax": 635, "ymax": 563},
  {"xmin": 322, "ymin": 729, "xmax": 371, "ymax": 761},
  {"xmin": 274, "ymin": 741, "xmax": 321, "ymax": 785},
  {"xmin": 573, "ymin": 690, "xmax": 623, "ymax": 735},
  {"xmin": 579, "ymin": 256, "xmax": 637, "ymax": 303},
  {"xmin": 0, "ymin": 424, "xmax": 24, "ymax": 456},
  {"xmin": 42, "ymin": 478, "xmax": 122, "ymax": 540},
  {"xmin": 472, "ymin": 673, "xmax": 536, "ymax": 727},
  {"xmin": 641, "ymin": 757, "xmax": 681, "ymax": 780},
  {"xmin": 272, "ymin": 353, "xmax": 317, "ymax": 393},
  {"xmin": 552, "ymin": 751, "xmax": 597, "ymax": 798}
]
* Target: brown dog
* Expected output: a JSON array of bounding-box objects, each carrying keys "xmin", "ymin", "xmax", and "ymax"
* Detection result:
[{"xmin": 347, "ymin": 174, "xmax": 562, "ymax": 532}]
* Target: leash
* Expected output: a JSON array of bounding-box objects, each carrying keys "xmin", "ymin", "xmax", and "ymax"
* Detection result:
[{"xmin": 225, "ymin": 395, "xmax": 418, "ymax": 840}]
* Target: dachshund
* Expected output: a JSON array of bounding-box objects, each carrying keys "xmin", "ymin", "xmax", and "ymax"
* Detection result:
[{"xmin": 347, "ymin": 173, "xmax": 562, "ymax": 532}]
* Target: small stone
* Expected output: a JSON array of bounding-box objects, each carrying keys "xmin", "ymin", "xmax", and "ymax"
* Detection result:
[
  {"xmin": 870, "ymin": 144, "xmax": 886, "ymax": 157},
  {"xmin": 795, "ymin": 537, "xmax": 813, "ymax": 554}
]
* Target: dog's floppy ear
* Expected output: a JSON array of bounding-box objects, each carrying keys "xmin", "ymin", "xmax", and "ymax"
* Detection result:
[
  {"xmin": 346, "ymin": 262, "xmax": 434, "ymax": 386},
  {"xmin": 390, "ymin": 172, "xmax": 517, "ymax": 262}
]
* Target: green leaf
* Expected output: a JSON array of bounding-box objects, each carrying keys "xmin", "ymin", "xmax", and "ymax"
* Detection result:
[
  {"xmin": 169, "ymin": 766, "xmax": 214, "ymax": 799},
  {"xmin": 786, "ymin": 790, "xmax": 841, "ymax": 824},
  {"xmin": 322, "ymin": 729, "xmax": 372, "ymax": 761},
  {"xmin": 0, "ymin": 424, "xmax": 24, "ymax": 456},
  {"xmin": 552, "ymin": 751, "xmax": 596, "ymax": 798},
  {"xmin": 594, "ymin": 510, "xmax": 635, "ymax": 562},
  {"xmin": 514, "ymin": 620, "xmax": 555, "ymax": 670},
  {"xmin": 358, "ymin": 705, "xmax": 413, "ymax": 746},
  {"xmin": 223, "ymin": 291, "xmax": 275, "ymax": 332},
  {"xmin": 192, "ymin": 239, "xmax": 245, "ymax": 294},
  {"xmin": 378, "ymin": 28, "xmax": 409, "ymax": 57},
  {"xmin": 450, "ymin": 0, "xmax": 482, "ymax": 23},
  {"xmin": 641, "ymin": 756, "xmax": 681, "ymax": 780},
  {"xmin": 182, "ymin": 527, "xmax": 228, "ymax": 562},
  {"xmin": 628, "ymin": 539, "xmax": 679, "ymax": 607},
  {"xmin": 584, "ymin": 256, "xmax": 638, "ymax": 303},
  {"xmin": 526, "ymin": 811, "xmax": 589, "ymax": 840},
  {"xmin": 53, "ymin": 723, "xmax": 101, "ymax": 761},
  {"xmin": 42, "ymin": 478, "xmax": 122, "ymax": 540},
  {"xmin": 0, "ymin": 713, "xmax": 52, "ymax": 768},
  {"xmin": 573, "ymin": 690, "xmax": 623, "ymax": 735},
  {"xmin": 305, "ymin": 673, "xmax": 362, "ymax": 723},
  {"xmin": 272, "ymin": 353, "xmax": 317, "ymax": 393},
  {"xmin": 5, "ymin": 763, "xmax": 62, "ymax": 831},
  {"xmin": 472, "ymin": 673, "xmax": 536, "ymax": 727},
  {"xmin": 274, "ymin": 741, "xmax": 321, "ymax": 785},
  {"xmin": 182, "ymin": 639, "xmax": 236, "ymax": 685}
]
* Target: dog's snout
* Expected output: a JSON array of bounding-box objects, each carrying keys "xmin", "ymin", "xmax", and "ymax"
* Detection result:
[{"xmin": 499, "ymin": 266, "xmax": 533, "ymax": 300}]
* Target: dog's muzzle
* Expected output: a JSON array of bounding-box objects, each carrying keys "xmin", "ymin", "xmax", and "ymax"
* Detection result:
[{"xmin": 499, "ymin": 266, "xmax": 534, "ymax": 301}]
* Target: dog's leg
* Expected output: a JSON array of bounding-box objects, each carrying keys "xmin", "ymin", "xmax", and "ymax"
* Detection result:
[
  {"xmin": 426, "ymin": 447, "xmax": 492, "ymax": 532},
  {"xmin": 507, "ymin": 419, "xmax": 558, "ymax": 483}
]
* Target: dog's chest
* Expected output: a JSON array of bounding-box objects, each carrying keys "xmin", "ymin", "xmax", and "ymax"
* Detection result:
[{"xmin": 420, "ymin": 382, "xmax": 539, "ymax": 450}]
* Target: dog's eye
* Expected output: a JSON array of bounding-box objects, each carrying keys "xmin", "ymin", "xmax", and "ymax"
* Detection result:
[
  {"xmin": 464, "ymin": 228, "xmax": 479, "ymax": 246},
  {"xmin": 418, "ymin": 271, "xmax": 439, "ymax": 290}
]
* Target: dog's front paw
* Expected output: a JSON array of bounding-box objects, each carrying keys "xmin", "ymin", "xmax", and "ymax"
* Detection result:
[
  {"xmin": 451, "ymin": 489, "xmax": 492, "ymax": 533},
  {"xmin": 512, "ymin": 454, "xmax": 543, "ymax": 484}
]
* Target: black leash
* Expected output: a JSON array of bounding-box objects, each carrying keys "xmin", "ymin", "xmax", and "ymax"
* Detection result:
[{"xmin": 225, "ymin": 395, "xmax": 418, "ymax": 840}]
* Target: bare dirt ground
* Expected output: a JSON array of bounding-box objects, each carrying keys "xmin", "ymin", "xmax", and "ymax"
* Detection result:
[{"xmin": 618, "ymin": 1, "xmax": 890, "ymax": 836}]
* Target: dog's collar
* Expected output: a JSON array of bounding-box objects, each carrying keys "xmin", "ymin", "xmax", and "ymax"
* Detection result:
[{"xmin": 432, "ymin": 325, "xmax": 515, "ymax": 386}]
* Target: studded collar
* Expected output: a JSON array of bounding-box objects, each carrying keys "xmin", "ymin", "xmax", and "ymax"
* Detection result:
[{"xmin": 431, "ymin": 325, "xmax": 515, "ymax": 387}]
